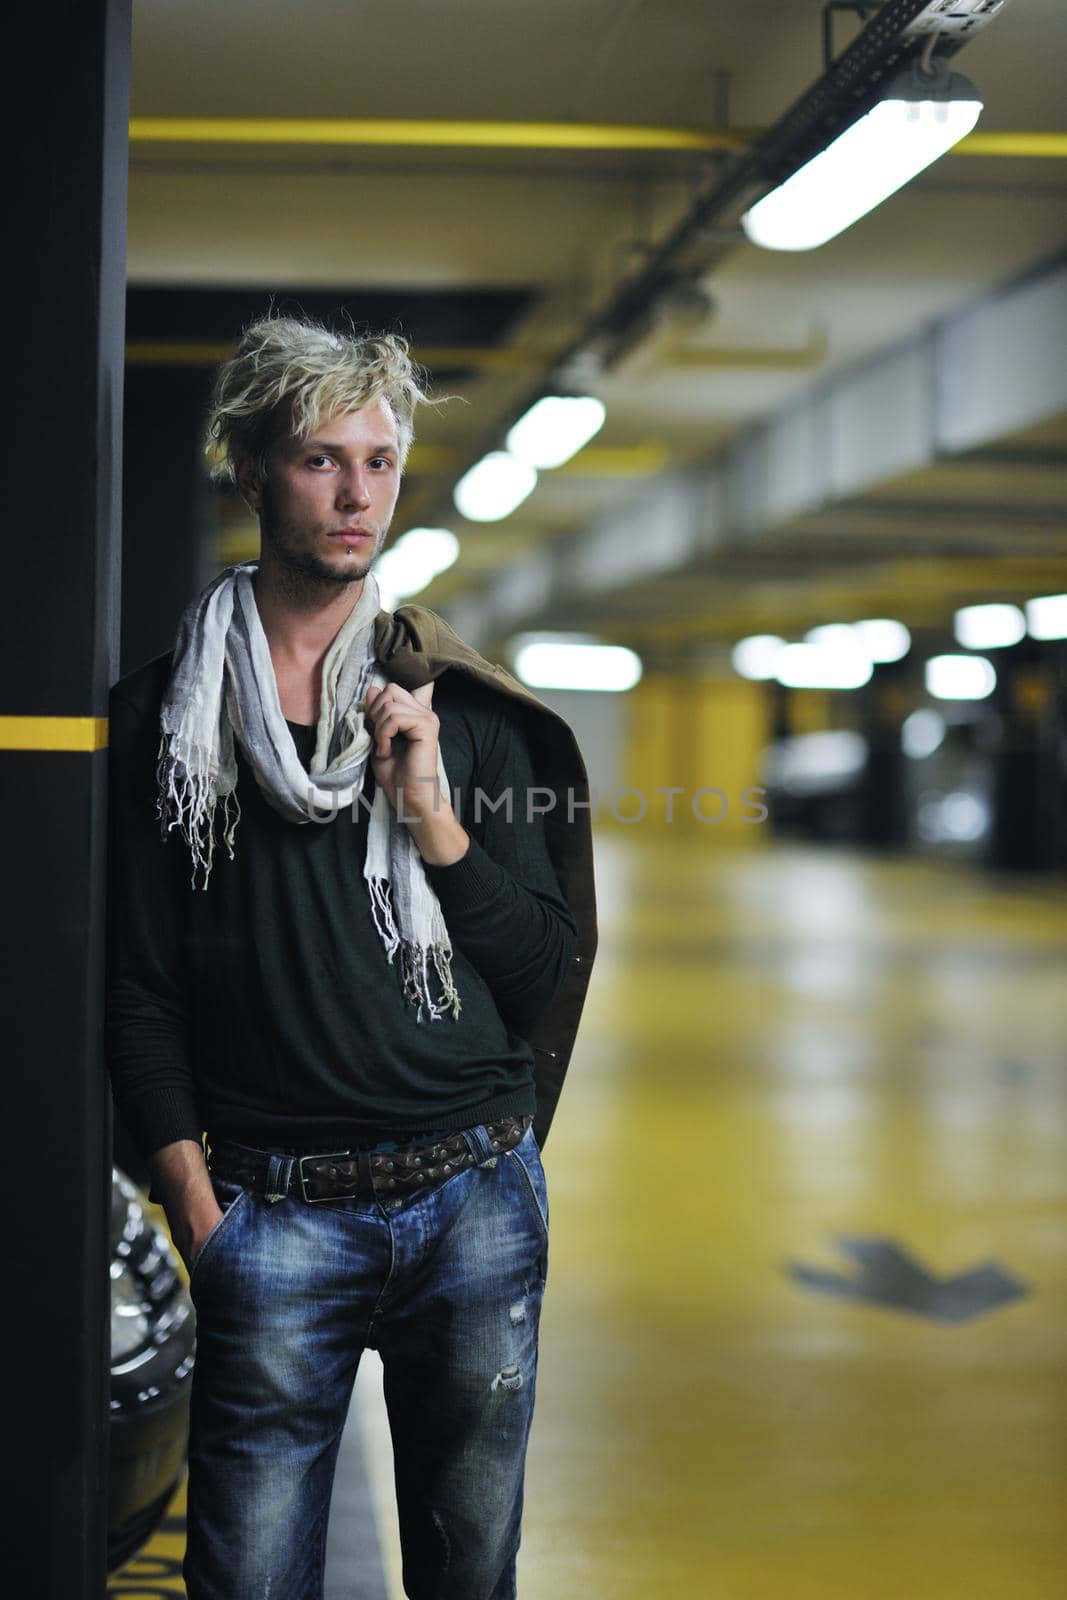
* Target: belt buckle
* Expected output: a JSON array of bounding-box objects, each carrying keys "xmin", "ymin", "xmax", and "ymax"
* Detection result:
[{"xmin": 297, "ymin": 1148, "xmax": 354, "ymax": 1204}]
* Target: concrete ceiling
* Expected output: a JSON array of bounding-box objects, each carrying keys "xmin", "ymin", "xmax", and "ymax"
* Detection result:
[{"xmin": 127, "ymin": 0, "xmax": 1067, "ymax": 656}]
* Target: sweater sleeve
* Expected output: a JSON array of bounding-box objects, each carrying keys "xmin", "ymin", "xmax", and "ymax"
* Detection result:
[
  {"xmin": 423, "ymin": 695, "xmax": 578, "ymax": 1031},
  {"xmin": 105, "ymin": 684, "xmax": 203, "ymax": 1158}
]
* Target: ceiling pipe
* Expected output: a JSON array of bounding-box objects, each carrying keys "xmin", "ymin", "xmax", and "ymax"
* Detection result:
[
  {"xmin": 422, "ymin": 0, "xmax": 979, "ymax": 545},
  {"xmin": 561, "ymin": 0, "xmax": 969, "ymax": 373}
]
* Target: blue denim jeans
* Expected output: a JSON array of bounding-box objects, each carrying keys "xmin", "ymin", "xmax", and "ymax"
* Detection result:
[{"xmin": 184, "ymin": 1122, "xmax": 549, "ymax": 1600}]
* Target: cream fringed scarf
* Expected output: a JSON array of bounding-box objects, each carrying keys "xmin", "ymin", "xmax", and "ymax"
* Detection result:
[{"xmin": 156, "ymin": 563, "xmax": 461, "ymax": 1022}]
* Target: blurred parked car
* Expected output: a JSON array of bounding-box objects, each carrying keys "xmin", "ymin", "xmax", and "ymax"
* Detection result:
[
  {"xmin": 760, "ymin": 730, "xmax": 869, "ymax": 840},
  {"xmin": 108, "ymin": 1168, "xmax": 195, "ymax": 1571}
]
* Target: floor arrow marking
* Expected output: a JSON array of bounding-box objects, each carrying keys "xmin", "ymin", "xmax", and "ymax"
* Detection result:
[{"xmin": 784, "ymin": 1236, "xmax": 1029, "ymax": 1323}]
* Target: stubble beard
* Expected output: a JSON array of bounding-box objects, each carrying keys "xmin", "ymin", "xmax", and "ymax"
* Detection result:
[{"xmin": 259, "ymin": 504, "xmax": 388, "ymax": 605}]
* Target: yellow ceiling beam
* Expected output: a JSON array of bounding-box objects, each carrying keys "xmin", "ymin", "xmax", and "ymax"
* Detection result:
[
  {"xmin": 555, "ymin": 443, "xmax": 670, "ymax": 476},
  {"xmin": 123, "ymin": 340, "xmax": 559, "ymax": 371},
  {"xmin": 127, "ymin": 118, "xmax": 1065, "ymax": 157},
  {"xmin": 126, "ymin": 341, "xmax": 233, "ymax": 366},
  {"xmin": 617, "ymin": 553, "xmax": 1067, "ymax": 647},
  {"xmin": 404, "ymin": 445, "xmax": 471, "ymax": 474},
  {"xmin": 126, "ymin": 339, "xmax": 825, "ymax": 374},
  {"xmin": 124, "ymin": 341, "xmax": 561, "ymax": 372},
  {"xmin": 417, "ymin": 345, "xmax": 554, "ymax": 372},
  {"xmin": 128, "ymin": 117, "xmax": 752, "ymax": 153},
  {"xmin": 123, "ymin": 342, "xmax": 561, "ymax": 372},
  {"xmin": 954, "ymin": 131, "xmax": 1067, "ymax": 158},
  {"xmin": 405, "ymin": 442, "xmax": 669, "ymax": 476},
  {"xmin": 667, "ymin": 336, "xmax": 827, "ymax": 369}
]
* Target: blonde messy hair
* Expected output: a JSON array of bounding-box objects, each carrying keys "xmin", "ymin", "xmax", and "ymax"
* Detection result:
[{"xmin": 206, "ymin": 313, "xmax": 429, "ymax": 489}]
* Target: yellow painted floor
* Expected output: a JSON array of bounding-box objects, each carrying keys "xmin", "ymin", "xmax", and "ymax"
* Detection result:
[
  {"xmin": 523, "ymin": 834, "xmax": 1067, "ymax": 1599},
  {"xmin": 111, "ymin": 835, "xmax": 1067, "ymax": 1598},
  {"xmin": 108, "ymin": 1476, "xmax": 187, "ymax": 1595}
]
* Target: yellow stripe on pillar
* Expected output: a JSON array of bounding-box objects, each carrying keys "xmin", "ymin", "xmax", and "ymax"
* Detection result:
[{"xmin": 0, "ymin": 716, "xmax": 109, "ymax": 751}]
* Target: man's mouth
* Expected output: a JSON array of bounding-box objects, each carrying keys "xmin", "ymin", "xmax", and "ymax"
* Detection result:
[{"xmin": 326, "ymin": 528, "xmax": 373, "ymax": 546}]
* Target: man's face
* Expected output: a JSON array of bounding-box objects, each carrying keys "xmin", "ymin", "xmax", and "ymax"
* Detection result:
[{"xmin": 248, "ymin": 398, "xmax": 403, "ymax": 588}]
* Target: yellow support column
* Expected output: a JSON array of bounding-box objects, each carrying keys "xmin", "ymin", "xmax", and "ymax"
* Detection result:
[
  {"xmin": 682, "ymin": 677, "xmax": 771, "ymax": 841},
  {"xmin": 616, "ymin": 675, "xmax": 770, "ymax": 838},
  {"xmin": 614, "ymin": 677, "xmax": 677, "ymax": 830}
]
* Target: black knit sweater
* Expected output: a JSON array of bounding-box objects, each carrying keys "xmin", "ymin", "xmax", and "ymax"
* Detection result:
[{"xmin": 106, "ymin": 653, "xmax": 577, "ymax": 1157}]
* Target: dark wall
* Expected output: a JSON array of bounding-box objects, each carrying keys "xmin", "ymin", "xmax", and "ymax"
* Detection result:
[{"xmin": 0, "ymin": 2, "xmax": 130, "ymax": 1592}]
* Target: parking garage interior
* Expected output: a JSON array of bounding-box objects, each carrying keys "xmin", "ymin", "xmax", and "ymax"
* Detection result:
[{"xmin": 6, "ymin": 1, "xmax": 1067, "ymax": 1596}]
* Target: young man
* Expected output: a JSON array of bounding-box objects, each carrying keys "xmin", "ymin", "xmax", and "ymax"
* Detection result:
[{"xmin": 106, "ymin": 314, "xmax": 596, "ymax": 1600}]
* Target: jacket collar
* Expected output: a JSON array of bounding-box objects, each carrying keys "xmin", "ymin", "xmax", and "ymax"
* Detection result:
[{"xmin": 374, "ymin": 604, "xmax": 598, "ymax": 1148}]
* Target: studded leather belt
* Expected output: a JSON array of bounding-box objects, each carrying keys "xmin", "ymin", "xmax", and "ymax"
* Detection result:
[{"xmin": 208, "ymin": 1115, "xmax": 531, "ymax": 1204}]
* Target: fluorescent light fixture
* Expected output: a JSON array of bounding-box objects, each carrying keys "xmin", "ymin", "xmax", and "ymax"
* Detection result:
[
  {"xmin": 1026, "ymin": 592, "xmax": 1067, "ymax": 641},
  {"xmin": 741, "ymin": 68, "xmax": 983, "ymax": 251},
  {"xmin": 375, "ymin": 527, "xmax": 459, "ymax": 607},
  {"xmin": 511, "ymin": 635, "xmax": 642, "ymax": 692},
  {"xmin": 506, "ymin": 395, "xmax": 606, "ymax": 469},
  {"xmin": 400, "ymin": 526, "xmax": 460, "ymax": 574},
  {"xmin": 453, "ymin": 451, "xmax": 536, "ymax": 522},
  {"xmin": 775, "ymin": 642, "xmax": 872, "ymax": 690},
  {"xmin": 953, "ymin": 603, "xmax": 1025, "ymax": 649},
  {"xmin": 805, "ymin": 623, "xmax": 866, "ymax": 653},
  {"xmin": 854, "ymin": 618, "xmax": 911, "ymax": 663},
  {"xmin": 732, "ymin": 635, "xmax": 786, "ymax": 680},
  {"xmin": 925, "ymin": 654, "xmax": 996, "ymax": 700},
  {"xmin": 901, "ymin": 708, "xmax": 945, "ymax": 760},
  {"xmin": 797, "ymin": 624, "xmax": 875, "ymax": 686}
]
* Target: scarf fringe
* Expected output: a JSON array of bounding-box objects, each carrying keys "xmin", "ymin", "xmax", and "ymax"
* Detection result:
[
  {"xmin": 369, "ymin": 875, "xmax": 462, "ymax": 1023},
  {"xmin": 156, "ymin": 734, "xmax": 242, "ymax": 890}
]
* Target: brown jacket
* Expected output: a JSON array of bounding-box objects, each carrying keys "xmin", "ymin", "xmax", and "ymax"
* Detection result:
[{"xmin": 374, "ymin": 604, "xmax": 597, "ymax": 1148}]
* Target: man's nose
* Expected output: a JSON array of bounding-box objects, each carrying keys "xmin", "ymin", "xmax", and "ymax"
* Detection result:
[{"xmin": 337, "ymin": 468, "xmax": 371, "ymax": 509}]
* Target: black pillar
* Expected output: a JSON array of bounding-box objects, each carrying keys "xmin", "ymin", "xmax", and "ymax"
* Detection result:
[
  {"xmin": 0, "ymin": 2, "xmax": 130, "ymax": 1592},
  {"xmin": 986, "ymin": 641, "xmax": 1051, "ymax": 872},
  {"xmin": 122, "ymin": 364, "xmax": 215, "ymax": 676},
  {"xmin": 857, "ymin": 664, "xmax": 909, "ymax": 848},
  {"xmin": 1041, "ymin": 643, "xmax": 1067, "ymax": 871},
  {"xmin": 114, "ymin": 360, "xmax": 211, "ymax": 1185},
  {"xmin": 768, "ymin": 680, "xmax": 791, "ymax": 741}
]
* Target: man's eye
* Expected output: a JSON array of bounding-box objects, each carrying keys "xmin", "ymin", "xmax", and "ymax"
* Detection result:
[
  {"xmin": 370, "ymin": 457, "xmax": 394, "ymax": 470},
  {"xmin": 307, "ymin": 454, "xmax": 333, "ymax": 468}
]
